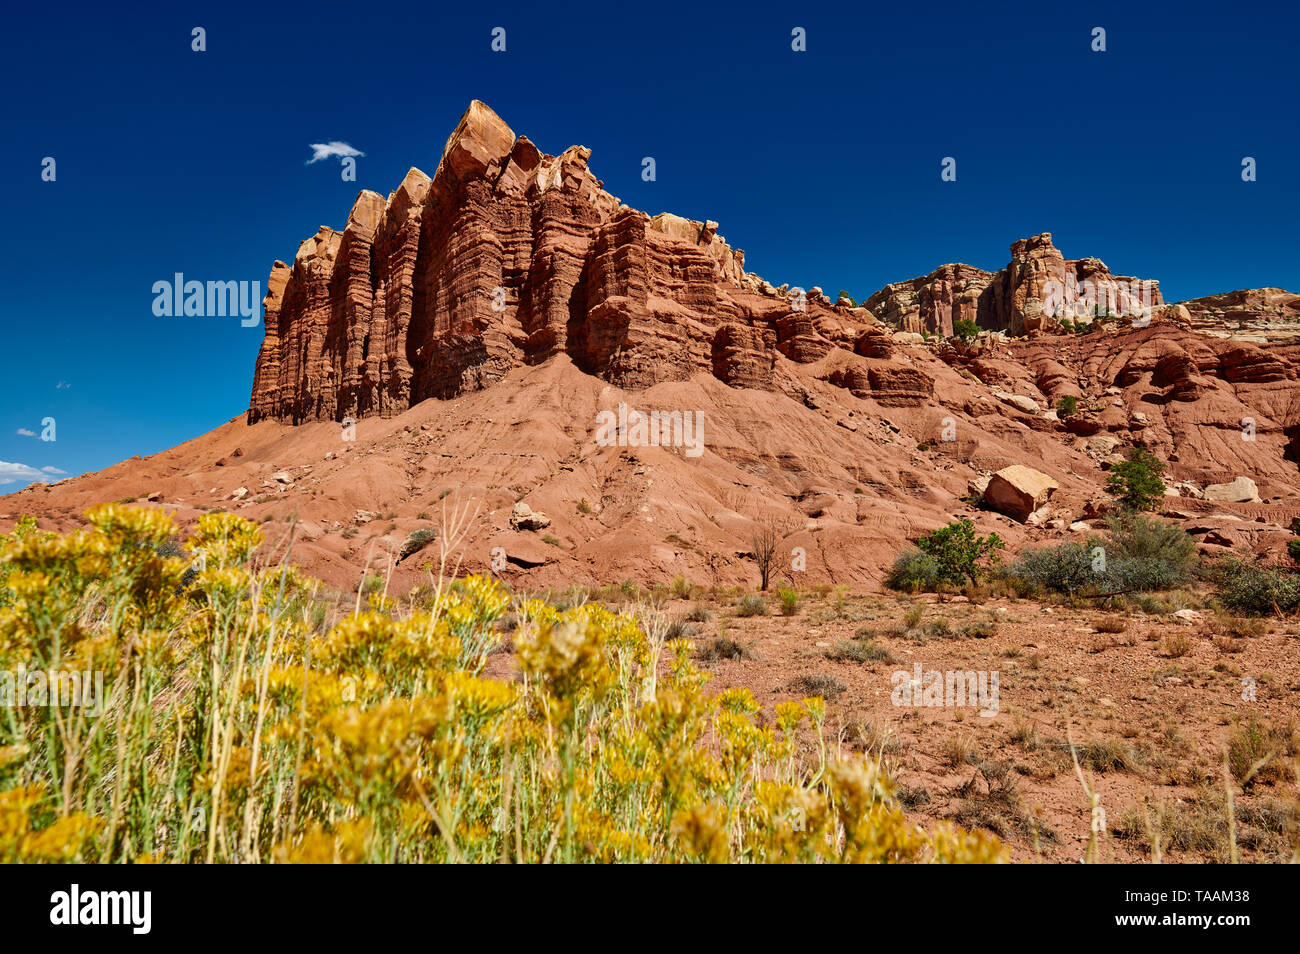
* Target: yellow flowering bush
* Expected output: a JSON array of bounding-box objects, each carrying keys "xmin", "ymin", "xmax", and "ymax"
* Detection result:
[{"xmin": 0, "ymin": 507, "xmax": 1006, "ymax": 864}]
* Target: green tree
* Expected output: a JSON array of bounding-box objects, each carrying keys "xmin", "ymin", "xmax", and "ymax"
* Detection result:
[
  {"xmin": 1105, "ymin": 446, "xmax": 1166, "ymax": 512},
  {"xmin": 952, "ymin": 318, "xmax": 980, "ymax": 341},
  {"xmin": 915, "ymin": 518, "xmax": 1005, "ymax": 585},
  {"xmin": 837, "ymin": 290, "xmax": 858, "ymax": 307}
]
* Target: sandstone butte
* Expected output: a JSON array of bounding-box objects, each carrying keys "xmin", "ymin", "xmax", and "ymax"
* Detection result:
[{"xmin": 6, "ymin": 101, "xmax": 1300, "ymax": 593}]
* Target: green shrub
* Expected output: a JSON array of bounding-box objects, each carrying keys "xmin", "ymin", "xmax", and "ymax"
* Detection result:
[
  {"xmin": 777, "ymin": 585, "xmax": 799, "ymax": 616},
  {"xmin": 735, "ymin": 594, "xmax": 768, "ymax": 617},
  {"xmin": 1006, "ymin": 538, "xmax": 1184, "ymax": 596},
  {"xmin": 1212, "ymin": 557, "xmax": 1300, "ymax": 616},
  {"xmin": 669, "ymin": 575, "xmax": 693, "ymax": 600},
  {"xmin": 1105, "ymin": 446, "xmax": 1166, "ymax": 512},
  {"xmin": 952, "ymin": 318, "xmax": 980, "ymax": 341},
  {"xmin": 398, "ymin": 527, "xmax": 438, "ymax": 562},
  {"xmin": 913, "ymin": 518, "xmax": 1004, "ymax": 587},
  {"xmin": 1055, "ymin": 394, "xmax": 1078, "ymax": 417},
  {"xmin": 1103, "ymin": 514, "xmax": 1196, "ymax": 577},
  {"xmin": 1228, "ymin": 716, "xmax": 1297, "ymax": 787},
  {"xmin": 1006, "ymin": 542, "xmax": 1097, "ymax": 594},
  {"xmin": 825, "ymin": 639, "xmax": 894, "ymax": 664},
  {"xmin": 886, "ymin": 548, "xmax": 943, "ymax": 592}
]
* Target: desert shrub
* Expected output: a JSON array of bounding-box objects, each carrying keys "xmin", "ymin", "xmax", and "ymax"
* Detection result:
[
  {"xmin": 1075, "ymin": 738, "xmax": 1138, "ymax": 773},
  {"xmin": 398, "ymin": 527, "xmax": 438, "ymax": 562},
  {"xmin": 1055, "ymin": 394, "xmax": 1078, "ymax": 417},
  {"xmin": 886, "ymin": 548, "xmax": 943, "ymax": 592},
  {"xmin": 786, "ymin": 674, "xmax": 846, "ymax": 700},
  {"xmin": 735, "ymin": 594, "xmax": 768, "ymax": 617},
  {"xmin": 1105, "ymin": 446, "xmax": 1166, "ymax": 512},
  {"xmin": 666, "ymin": 619, "xmax": 701, "ymax": 641},
  {"xmin": 1103, "ymin": 515, "xmax": 1196, "ymax": 578},
  {"xmin": 1007, "ymin": 542, "xmax": 1096, "ymax": 594},
  {"xmin": 952, "ymin": 318, "xmax": 980, "ymax": 341},
  {"xmin": 890, "ymin": 518, "xmax": 1003, "ymax": 592},
  {"xmin": 1228, "ymin": 716, "xmax": 1298, "ymax": 787},
  {"xmin": 0, "ymin": 506, "xmax": 1005, "ymax": 863},
  {"xmin": 685, "ymin": 604, "xmax": 712, "ymax": 623},
  {"xmin": 696, "ymin": 635, "xmax": 750, "ymax": 662},
  {"xmin": 1007, "ymin": 538, "xmax": 1184, "ymax": 596},
  {"xmin": 1095, "ymin": 615, "xmax": 1128, "ymax": 634},
  {"xmin": 960, "ymin": 616, "xmax": 998, "ymax": 639},
  {"xmin": 925, "ymin": 617, "xmax": 952, "ymax": 637},
  {"xmin": 777, "ymin": 585, "xmax": 799, "ymax": 616},
  {"xmin": 825, "ymin": 639, "xmax": 894, "ymax": 664},
  {"xmin": 1103, "ymin": 556, "xmax": 1185, "ymax": 593},
  {"xmin": 942, "ymin": 734, "xmax": 979, "ymax": 769},
  {"xmin": 1211, "ymin": 557, "xmax": 1300, "ymax": 616},
  {"xmin": 668, "ymin": 575, "xmax": 694, "ymax": 600},
  {"xmin": 1209, "ymin": 613, "xmax": 1265, "ymax": 639}
]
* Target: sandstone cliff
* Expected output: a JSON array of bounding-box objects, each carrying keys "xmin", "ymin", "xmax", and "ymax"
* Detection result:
[
  {"xmin": 862, "ymin": 233, "xmax": 1163, "ymax": 336},
  {"xmin": 249, "ymin": 101, "xmax": 847, "ymax": 424}
]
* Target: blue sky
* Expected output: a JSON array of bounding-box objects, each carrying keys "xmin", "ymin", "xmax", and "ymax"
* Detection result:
[{"xmin": 2, "ymin": 0, "xmax": 1296, "ymax": 493}]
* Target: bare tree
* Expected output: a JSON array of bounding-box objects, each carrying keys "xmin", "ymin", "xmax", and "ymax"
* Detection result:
[{"xmin": 750, "ymin": 515, "xmax": 800, "ymax": 591}]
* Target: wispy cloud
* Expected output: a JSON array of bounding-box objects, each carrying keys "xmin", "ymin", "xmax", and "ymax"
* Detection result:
[
  {"xmin": 306, "ymin": 141, "xmax": 365, "ymax": 165},
  {"xmin": 0, "ymin": 461, "xmax": 45, "ymax": 484},
  {"xmin": 15, "ymin": 428, "xmax": 35, "ymax": 437},
  {"xmin": 41, "ymin": 466, "xmax": 67, "ymax": 475},
  {"xmin": 56, "ymin": 381, "xmax": 71, "ymax": 389}
]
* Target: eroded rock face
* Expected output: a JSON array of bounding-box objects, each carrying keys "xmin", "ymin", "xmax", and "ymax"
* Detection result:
[
  {"xmin": 863, "ymin": 264, "xmax": 993, "ymax": 337},
  {"xmin": 863, "ymin": 233, "xmax": 1164, "ymax": 337},
  {"xmin": 249, "ymin": 101, "xmax": 860, "ymax": 424}
]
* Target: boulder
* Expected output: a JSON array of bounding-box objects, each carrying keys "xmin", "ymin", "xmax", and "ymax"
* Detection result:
[
  {"xmin": 1203, "ymin": 477, "xmax": 1261, "ymax": 503},
  {"xmin": 510, "ymin": 501, "xmax": 551, "ymax": 531},
  {"xmin": 984, "ymin": 465, "xmax": 1060, "ymax": 521},
  {"xmin": 994, "ymin": 391, "xmax": 1041, "ymax": 414}
]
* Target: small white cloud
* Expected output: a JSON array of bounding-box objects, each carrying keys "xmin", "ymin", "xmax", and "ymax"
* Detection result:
[
  {"xmin": 306, "ymin": 141, "xmax": 365, "ymax": 165},
  {"xmin": 15, "ymin": 428, "xmax": 35, "ymax": 437},
  {"xmin": 41, "ymin": 466, "xmax": 67, "ymax": 475},
  {"xmin": 56, "ymin": 381, "xmax": 71, "ymax": 389},
  {"xmin": 0, "ymin": 461, "xmax": 45, "ymax": 484}
]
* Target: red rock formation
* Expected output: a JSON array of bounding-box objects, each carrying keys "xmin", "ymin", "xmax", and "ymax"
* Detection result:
[
  {"xmin": 864, "ymin": 233, "xmax": 1164, "ymax": 336},
  {"xmin": 863, "ymin": 264, "xmax": 993, "ymax": 336},
  {"xmin": 249, "ymin": 101, "xmax": 853, "ymax": 424}
]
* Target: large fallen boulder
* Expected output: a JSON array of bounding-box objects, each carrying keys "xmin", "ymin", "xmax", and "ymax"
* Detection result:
[
  {"xmin": 1203, "ymin": 476, "xmax": 1261, "ymax": 503},
  {"xmin": 984, "ymin": 465, "xmax": 1059, "ymax": 522},
  {"xmin": 510, "ymin": 501, "xmax": 552, "ymax": 531}
]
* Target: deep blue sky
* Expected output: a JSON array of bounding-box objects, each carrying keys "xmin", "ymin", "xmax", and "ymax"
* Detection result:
[{"xmin": 2, "ymin": 1, "xmax": 1296, "ymax": 492}]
